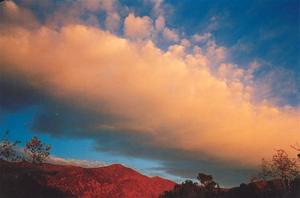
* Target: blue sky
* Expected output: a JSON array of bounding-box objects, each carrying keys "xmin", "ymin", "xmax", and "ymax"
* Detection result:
[
  {"xmin": 0, "ymin": 106, "xmax": 182, "ymax": 181},
  {"xmin": 0, "ymin": 0, "xmax": 299, "ymax": 186},
  {"xmin": 167, "ymin": 0, "xmax": 299, "ymax": 68},
  {"xmin": 166, "ymin": 0, "xmax": 300, "ymax": 106}
]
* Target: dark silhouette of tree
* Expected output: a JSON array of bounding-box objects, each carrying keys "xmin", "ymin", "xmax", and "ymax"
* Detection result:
[
  {"xmin": 159, "ymin": 180, "xmax": 204, "ymax": 198},
  {"xmin": 24, "ymin": 136, "xmax": 51, "ymax": 164},
  {"xmin": 159, "ymin": 169, "xmax": 299, "ymax": 198},
  {"xmin": 197, "ymin": 173, "xmax": 219, "ymax": 190},
  {"xmin": 160, "ymin": 173, "xmax": 221, "ymax": 198},
  {"xmin": 0, "ymin": 130, "xmax": 22, "ymax": 161}
]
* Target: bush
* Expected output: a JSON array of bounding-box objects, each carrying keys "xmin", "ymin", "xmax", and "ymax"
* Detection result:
[
  {"xmin": 0, "ymin": 131, "xmax": 22, "ymax": 162},
  {"xmin": 24, "ymin": 136, "xmax": 51, "ymax": 164}
]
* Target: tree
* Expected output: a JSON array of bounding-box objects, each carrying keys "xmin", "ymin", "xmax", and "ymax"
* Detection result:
[
  {"xmin": 258, "ymin": 149, "xmax": 299, "ymax": 191},
  {"xmin": 24, "ymin": 136, "xmax": 51, "ymax": 164},
  {"xmin": 0, "ymin": 130, "xmax": 22, "ymax": 161},
  {"xmin": 259, "ymin": 150, "xmax": 299, "ymax": 181},
  {"xmin": 290, "ymin": 143, "xmax": 300, "ymax": 159},
  {"xmin": 197, "ymin": 173, "xmax": 219, "ymax": 190}
]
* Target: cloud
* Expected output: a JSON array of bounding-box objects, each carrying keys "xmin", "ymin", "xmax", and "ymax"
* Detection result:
[
  {"xmin": 47, "ymin": 156, "xmax": 106, "ymax": 168},
  {"xmin": 0, "ymin": 0, "xmax": 38, "ymax": 29},
  {"xmin": 0, "ymin": 74, "xmax": 45, "ymax": 112},
  {"xmin": 163, "ymin": 27, "xmax": 179, "ymax": 42},
  {"xmin": 180, "ymin": 39, "xmax": 191, "ymax": 48},
  {"xmin": 1, "ymin": 22, "xmax": 299, "ymax": 165},
  {"xmin": 124, "ymin": 13, "xmax": 153, "ymax": 39},
  {"xmin": 206, "ymin": 40, "xmax": 227, "ymax": 64},
  {"xmin": 38, "ymin": 0, "xmax": 120, "ymax": 30},
  {"xmin": 105, "ymin": 12, "xmax": 120, "ymax": 31},
  {"xmin": 253, "ymin": 66, "xmax": 300, "ymax": 106},
  {"xmin": 155, "ymin": 15, "xmax": 165, "ymax": 31},
  {"xmin": 149, "ymin": 0, "xmax": 164, "ymax": 16},
  {"xmin": 193, "ymin": 33, "xmax": 212, "ymax": 43},
  {"xmin": 98, "ymin": 0, "xmax": 120, "ymax": 31},
  {"xmin": 154, "ymin": 159, "xmax": 256, "ymax": 186},
  {"xmin": 167, "ymin": 44, "xmax": 185, "ymax": 57},
  {"xmin": 0, "ymin": 1, "xmax": 299, "ymax": 185}
]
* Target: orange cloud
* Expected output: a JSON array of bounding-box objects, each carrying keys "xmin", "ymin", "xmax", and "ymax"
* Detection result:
[
  {"xmin": 0, "ymin": 0, "xmax": 38, "ymax": 29},
  {"xmin": 0, "ymin": 2, "xmax": 299, "ymax": 169}
]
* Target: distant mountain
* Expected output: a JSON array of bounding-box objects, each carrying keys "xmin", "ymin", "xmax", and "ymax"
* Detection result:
[{"xmin": 0, "ymin": 160, "xmax": 175, "ymax": 198}]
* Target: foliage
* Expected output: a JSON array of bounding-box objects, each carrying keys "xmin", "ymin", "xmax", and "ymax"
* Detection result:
[
  {"xmin": 160, "ymin": 177, "xmax": 299, "ymax": 198},
  {"xmin": 159, "ymin": 180, "xmax": 205, "ymax": 198},
  {"xmin": 24, "ymin": 136, "xmax": 51, "ymax": 164},
  {"xmin": 160, "ymin": 149, "xmax": 300, "ymax": 198},
  {"xmin": 290, "ymin": 143, "xmax": 300, "ymax": 159},
  {"xmin": 197, "ymin": 173, "xmax": 219, "ymax": 190},
  {"xmin": 0, "ymin": 130, "xmax": 22, "ymax": 161},
  {"xmin": 160, "ymin": 174, "xmax": 220, "ymax": 198},
  {"xmin": 258, "ymin": 149, "xmax": 299, "ymax": 182}
]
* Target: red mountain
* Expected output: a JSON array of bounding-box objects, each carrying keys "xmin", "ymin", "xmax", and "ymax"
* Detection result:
[{"xmin": 0, "ymin": 160, "xmax": 175, "ymax": 198}]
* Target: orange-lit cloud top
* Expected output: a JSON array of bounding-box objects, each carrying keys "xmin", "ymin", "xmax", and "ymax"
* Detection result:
[{"xmin": 0, "ymin": 1, "xmax": 299, "ymax": 168}]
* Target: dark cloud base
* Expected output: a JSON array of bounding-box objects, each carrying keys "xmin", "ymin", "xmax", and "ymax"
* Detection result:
[
  {"xmin": 0, "ymin": 73, "xmax": 44, "ymax": 112},
  {"xmin": 0, "ymin": 74, "xmax": 256, "ymax": 186}
]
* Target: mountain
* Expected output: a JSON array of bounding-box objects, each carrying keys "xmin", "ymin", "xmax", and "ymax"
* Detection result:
[{"xmin": 0, "ymin": 160, "xmax": 175, "ymax": 198}]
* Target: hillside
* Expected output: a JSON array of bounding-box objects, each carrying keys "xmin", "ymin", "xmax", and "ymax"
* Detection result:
[{"xmin": 0, "ymin": 160, "xmax": 175, "ymax": 198}]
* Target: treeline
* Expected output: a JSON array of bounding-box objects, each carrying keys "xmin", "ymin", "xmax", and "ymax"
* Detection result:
[
  {"xmin": 0, "ymin": 130, "xmax": 51, "ymax": 164},
  {"xmin": 160, "ymin": 149, "xmax": 300, "ymax": 198}
]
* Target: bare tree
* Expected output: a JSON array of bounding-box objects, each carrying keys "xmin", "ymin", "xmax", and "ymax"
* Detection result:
[
  {"xmin": 24, "ymin": 136, "xmax": 51, "ymax": 164},
  {"xmin": 0, "ymin": 130, "xmax": 22, "ymax": 161}
]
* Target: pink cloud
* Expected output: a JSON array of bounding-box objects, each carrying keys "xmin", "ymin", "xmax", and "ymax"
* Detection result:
[
  {"xmin": 163, "ymin": 27, "xmax": 179, "ymax": 42},
  {"xmin": 124, "ymin": 13, "xmax": 153, "ymax": 39}
]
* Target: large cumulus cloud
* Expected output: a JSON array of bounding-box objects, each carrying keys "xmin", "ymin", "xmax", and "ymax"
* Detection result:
[{"xmin": 0, "ymin": 0, "xmax": 299, "ymax": 185}]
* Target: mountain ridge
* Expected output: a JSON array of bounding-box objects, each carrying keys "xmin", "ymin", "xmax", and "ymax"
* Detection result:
[{"xmin": 0, "ymin": 160, "xmax": 175, "ymax": 198}]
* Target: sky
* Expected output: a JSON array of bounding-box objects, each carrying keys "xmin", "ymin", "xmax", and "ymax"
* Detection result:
[{"xmin": 0, "ymin": 0, "xmax": 299, "ymax": 186}]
